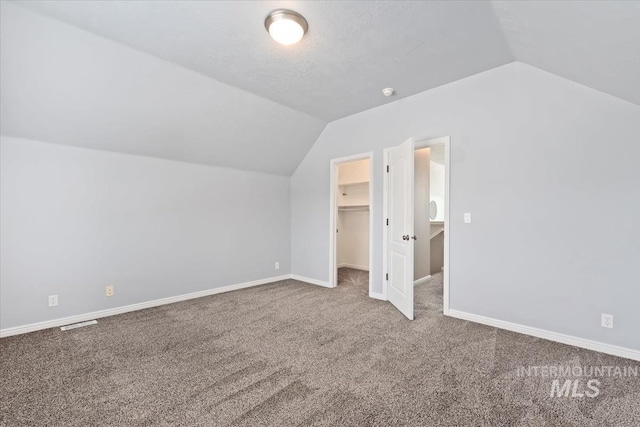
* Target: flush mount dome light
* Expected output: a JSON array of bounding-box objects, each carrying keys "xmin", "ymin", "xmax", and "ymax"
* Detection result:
[{"xmin": 265, "ymin": 9, "xmax": 308, "ymax": 45}]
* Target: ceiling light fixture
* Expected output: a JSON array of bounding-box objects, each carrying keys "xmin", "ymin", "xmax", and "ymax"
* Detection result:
[{"xmin": 265, "ymin": 9, "xmax": 308, "ymax": 45}]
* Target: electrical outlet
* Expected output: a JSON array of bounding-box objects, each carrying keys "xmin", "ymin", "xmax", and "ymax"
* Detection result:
[
  {"xmin": 48, "ymin": 295, "xmax": 58, "ymax": 307},
  {"xmin": 275, "ymin": 262, "xmax": 280, "ymax": 270},
  {"xmin": 105, "ymin": 285, "xmax": 114, "ymax": 297},
  {"xmin": 601, "ymin": 313, "xmax": 613, "ymax": 329}
]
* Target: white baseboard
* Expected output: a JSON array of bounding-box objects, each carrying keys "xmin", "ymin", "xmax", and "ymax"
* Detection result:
[
  {"xmin": 337, "ymin": 263, "xmax": 369, "ymax": 271},
  {"xmin": 369, "ymin": 291, "xmax": 387, "ymax": 301},
  {"xmin": 289, "ymin": 274, "xmax": 332, "ymax": 288},
  {"xmin": 0, "ymin": 274, "xmax": 291, "ymax": 338},
  {"xmin": 414, "ymin": 275, "xmax": 431, "ymax": 285},
  {"xmin": 447, "ymin": 309, "xmax": 640, "ymax": 362}
]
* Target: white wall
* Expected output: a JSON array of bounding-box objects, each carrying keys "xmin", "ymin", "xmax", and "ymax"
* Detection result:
[
  {"xmin": 0, "ymin": 137, "xmax": 290, "ymax": 329},
  {"xmin": 290, "ymin": 62, "xmax": 640, "ymax": 351},
  {"xmin": 337, "ymin": 210, "xmax": 370, "ymax": 270},
  {"xmin": 337, "ymin": 183, "xmax": 369, "ymax": 207},
  {"xmin": 337, "ymin": 159, "xmax": 369, "ymax": 185}
]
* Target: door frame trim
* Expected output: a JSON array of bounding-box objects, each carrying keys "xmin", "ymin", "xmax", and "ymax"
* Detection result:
[
  {"xmin": 329, "ymin": 152, "xmax": 374, "ymax": 294},
  {"xmin": 382, "ymin": 136, "xmax": 451, "ymax": 314}
]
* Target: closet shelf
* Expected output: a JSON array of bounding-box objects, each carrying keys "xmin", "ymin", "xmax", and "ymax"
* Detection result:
[
  {"xmin": 338, "ymin": 205, "xmax": 369, "ymax": 211},
  {"xmin": 338, "ymin": 180, "xmax": 370, "ymax": 186}
]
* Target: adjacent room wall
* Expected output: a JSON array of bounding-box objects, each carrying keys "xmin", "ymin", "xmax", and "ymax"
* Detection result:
[
  {"xmin": 430, "ymin": 230, "xmax": 445, "ymax": 276},
  {"xmin": 290, "ymin": 62, "xmax": 640, "ymax": 351},
  {"xmin": 0, "ymin": 137, "xmax": 291, "ymax": 330},
  {"xmin": 429, "ymin": 145, "xmax": 446, "ymax": 222}
]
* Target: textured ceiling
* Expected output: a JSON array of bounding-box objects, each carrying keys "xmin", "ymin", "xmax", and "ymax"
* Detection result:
[
  {"xmin": 2, "ymin": 1, "xmax": 639, "ymax": 176},
  {"xmin": 493, "ymin": 1, "xmax": 640, "ymax": 107},
  {"xmin": 13, "ymin": 0, "xmax": 514, "ymax": 121}
]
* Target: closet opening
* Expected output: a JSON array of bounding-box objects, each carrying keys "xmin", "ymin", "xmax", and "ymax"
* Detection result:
[{"xmin": 329, "ymin": 153, "xmax": 373, "ymax": 295}]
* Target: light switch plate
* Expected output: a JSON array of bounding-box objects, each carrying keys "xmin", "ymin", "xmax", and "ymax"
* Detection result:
[{"xmin": 464, "ymin": 213, "xmax": 472, "ymax": 223}]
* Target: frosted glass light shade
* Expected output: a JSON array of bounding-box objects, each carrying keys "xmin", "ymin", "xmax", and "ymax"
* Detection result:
[{"xmin": 269, "ymin": 19, "xmax": 304, "ymax": 45}]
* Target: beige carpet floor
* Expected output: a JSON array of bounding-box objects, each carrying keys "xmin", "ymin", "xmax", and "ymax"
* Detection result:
[{"xmin": 1, "ymin": 268, "xmax": 639, "ymax": 426}]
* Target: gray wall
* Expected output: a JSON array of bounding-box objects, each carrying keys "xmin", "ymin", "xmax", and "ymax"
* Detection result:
[
  {"xmin": 1, "ymin": 137, "xmax": 290, "ymax": 329},
  {"xmin": 414, "ymin": 148, "xmax": 430, "ymax": 280},
  {"xmin": 290, "ymin": 62, "xmax": 640, "ymax": 351}
]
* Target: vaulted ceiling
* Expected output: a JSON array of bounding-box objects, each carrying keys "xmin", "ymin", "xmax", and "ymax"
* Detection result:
[
  {"xmin": 2, "ymin": 1, "xmax": 639, "ymax": 175},
  {"xmin": 492, "ymin": 1, "xmax": 640, "ymax": 108},
  {"xmin": 8, "ymin": 0, "xmax": 514, "ymax": 121}
]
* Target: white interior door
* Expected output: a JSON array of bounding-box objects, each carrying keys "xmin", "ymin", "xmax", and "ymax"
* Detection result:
[{"xmin": 387, "ymin": 137, "xmax": 415, "ymax": 320}]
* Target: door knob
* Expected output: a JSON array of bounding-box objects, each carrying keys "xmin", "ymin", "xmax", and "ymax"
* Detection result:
[
  {"xmin": 411, "ymin": 235, "xmax": 417, "ymax": 240},
  {"xmin": 402, "ymin": 235, "xmax": 409, "ymax": 240}
]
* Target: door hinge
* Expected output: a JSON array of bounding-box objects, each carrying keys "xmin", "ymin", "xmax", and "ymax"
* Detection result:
[
  {"xmin": 386, "ymin": 273, "xmax": 389, "ymax": 281},
  {"xmin": 386, "ymin": 165, "xmax": 389, "ymax": 173},
  {"xmin": 386, "ymin": 218, "xmax": 389, "ymax": 226}
]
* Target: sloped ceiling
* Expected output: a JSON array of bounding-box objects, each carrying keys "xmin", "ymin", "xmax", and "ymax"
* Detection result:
[
  {"xmin": 2, "ymin": 1, "xmax": 639, "ymax": 176},
  {"xmin": 0, "ymin": 2, "xmax": 326, "ymax": 176}
]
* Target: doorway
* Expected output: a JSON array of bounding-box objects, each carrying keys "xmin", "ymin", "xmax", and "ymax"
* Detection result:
[
  {"xmin": 329, "ymin": 153, "xmax": 373, "ymax": 294},
  {"xmin": 414, "ymin": 141, "xmax": 447, "ymax": 315},
  {"xmin": 383, "ymin": 137, "xmax": 450, "ymax": 319}
]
